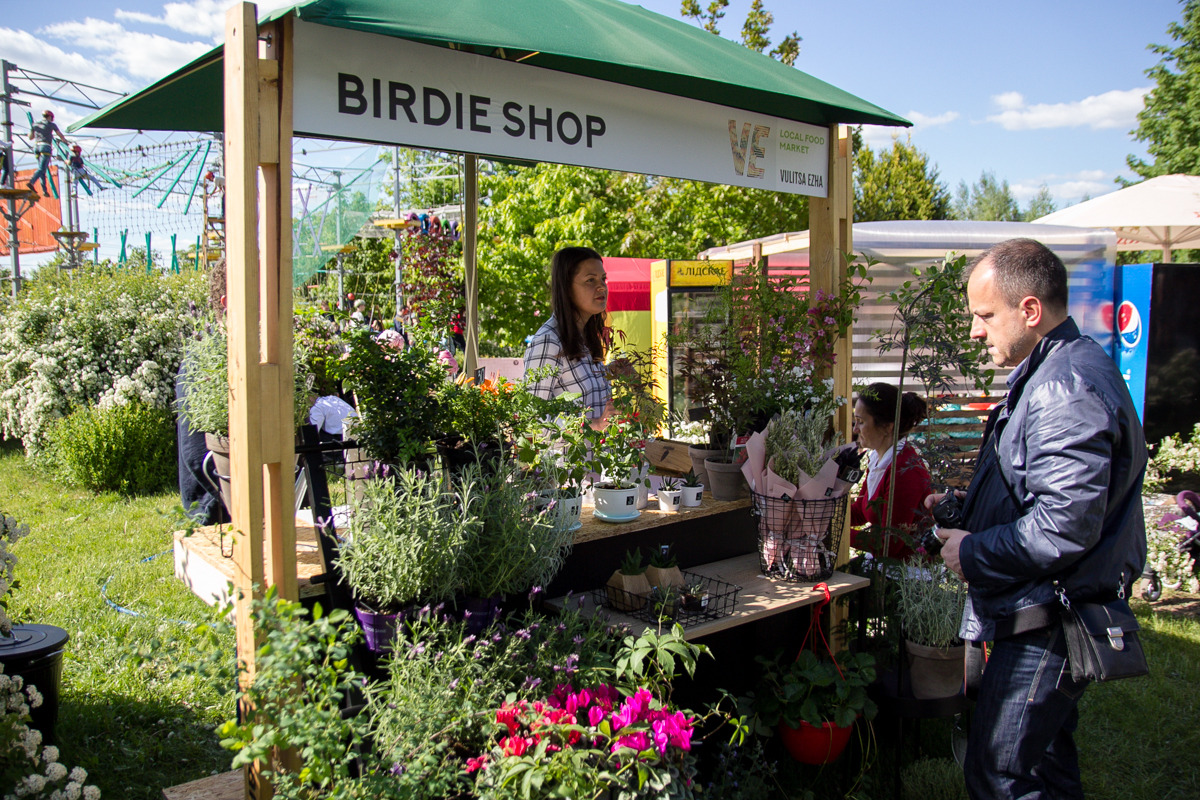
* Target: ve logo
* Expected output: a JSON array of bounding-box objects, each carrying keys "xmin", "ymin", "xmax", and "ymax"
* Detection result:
[{"xmin": 728, "ymin": 121, "xmax": 770, "ymax": 178}]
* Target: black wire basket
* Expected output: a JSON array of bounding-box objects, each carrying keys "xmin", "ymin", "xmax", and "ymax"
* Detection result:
[
  {"xmin": 592, "ymin": 570, "xmax": 741, "ymax": 629},
  {"xmin": 751, "ymin": 491, "xmax": 848, "ymax": 582}
]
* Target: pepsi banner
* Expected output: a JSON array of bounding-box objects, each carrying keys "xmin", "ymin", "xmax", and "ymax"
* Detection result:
[
  {"xmin": 1114, "ymin": 263, "xmax": 1151, "ymax": 420},
  {"xmin": 291, "ymin": 20, "xmax": 830, "ymax": 197}
]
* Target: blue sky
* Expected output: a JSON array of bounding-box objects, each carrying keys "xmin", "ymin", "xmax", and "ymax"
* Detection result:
[{"xmin": 1, "ymin": 0, "xmax": 1184, "ymax": 211}]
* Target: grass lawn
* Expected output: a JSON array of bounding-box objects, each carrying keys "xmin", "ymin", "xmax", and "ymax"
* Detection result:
[
  {"xmin": 3, "ymin": 439, "xmax": 1199, "ymax": 798},
  {"xmin": 0, "ymin": 441, "xmax": 234, "ymax": 799}
]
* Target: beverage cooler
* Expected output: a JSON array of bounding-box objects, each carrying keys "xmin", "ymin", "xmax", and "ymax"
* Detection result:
[
  {"xmin": 1114, "ymin": 262, "xmax": 1200, "ymax": 444},
  {"xmin": 648, "ymin": 259, "xmax": 733, "ymax": 424}
]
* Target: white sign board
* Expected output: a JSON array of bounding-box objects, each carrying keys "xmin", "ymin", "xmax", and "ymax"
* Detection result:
[{"xmin": 292, "ymin": 21, "xmax": 829, "ymax": 197}]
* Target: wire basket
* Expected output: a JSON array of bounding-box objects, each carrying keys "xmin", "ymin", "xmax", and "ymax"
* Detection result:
[
  {"xmin": 751, "ymin": 491, "xmax": 848, "ymax": 582},
  {"xmin": 592, "ymin": 570, "xmax": 741, "ymax": 629}
]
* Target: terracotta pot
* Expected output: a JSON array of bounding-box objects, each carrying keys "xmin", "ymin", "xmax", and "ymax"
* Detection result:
[
  {"xmin": 605, "ymin": 570, "xmax": 650, "ymax": 611},
  {"xmin": 680, "ymin": 485, "xmax": 705, "ymax": 507},
  {"xmin": 778, "ymin": 719, "xmax": 854, "ymax": 764},
  {"xmin": 687, "ymin": 445, "xmax": 724, "ymax": 491},
  {"xmin": 905, "ymin": 640, "xmax": 967, "ymax": 699},
  {"xmin": 704, "ymin": 457, "xmax": 748, "ymax": 501}
]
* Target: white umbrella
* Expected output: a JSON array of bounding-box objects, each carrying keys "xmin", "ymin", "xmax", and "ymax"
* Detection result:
[{"xmin": 1034, "ymin": 174, "xmax": 1200, "ymax": 262}]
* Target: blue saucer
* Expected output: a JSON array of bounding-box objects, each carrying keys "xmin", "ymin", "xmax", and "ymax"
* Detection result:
[{"xmin": 593, "ymin": 508, "xmax": 641, "ymax": 523}]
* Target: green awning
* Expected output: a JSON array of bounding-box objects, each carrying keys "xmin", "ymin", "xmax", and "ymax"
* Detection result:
[{"xmin": 72, "ymin": 0, "xmax": 908, "ymax": 134}]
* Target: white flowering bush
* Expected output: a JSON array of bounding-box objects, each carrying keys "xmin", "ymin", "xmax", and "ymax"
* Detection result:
[
  {"xmin": 1147, "ymin": 516, "xmax": 1200, "ymax": 594},
  {"xmin": 0, "ymin": 664, "xmax": 99, "ymax": 800},
  {"xmin": 0, "ymin": 265, "xmax": 206, "ymax": 453}
]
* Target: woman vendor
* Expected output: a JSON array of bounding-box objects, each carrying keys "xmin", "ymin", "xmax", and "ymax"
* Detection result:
[
  {"xmin": 523, "ymin": 246, "xmax": 614, "ymax": 427},
  {"xmin": 850, "ymin": 382, "xmax": 933, "ymax": 560}
]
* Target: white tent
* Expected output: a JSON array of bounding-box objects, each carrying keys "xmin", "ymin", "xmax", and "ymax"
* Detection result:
[{"xmin": 1034, "ymin": 174, "xmax": 1200, "ymax": 262}]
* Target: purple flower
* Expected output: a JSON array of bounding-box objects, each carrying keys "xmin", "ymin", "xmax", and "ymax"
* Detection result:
[
  {"xmin": 521, "ymin": 676, "xmax": 542, "ymax": 691},
  {"xmin": 573, "ymin": 635, "xmax": 584, "ymax": 645}
]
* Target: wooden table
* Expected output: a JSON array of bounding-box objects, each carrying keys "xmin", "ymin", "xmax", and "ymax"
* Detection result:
[{"xmin": 549, "ymin": 553, "xmax": 868, "ymax": 641}]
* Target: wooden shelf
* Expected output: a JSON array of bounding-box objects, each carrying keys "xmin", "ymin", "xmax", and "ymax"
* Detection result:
[
  {"xmin": 549, "ymin": 553, "xmax": 868, "ymax": 641},
  {"xmin": 573, "ymin": 493, "xmax": 749, "ymax": 545}
]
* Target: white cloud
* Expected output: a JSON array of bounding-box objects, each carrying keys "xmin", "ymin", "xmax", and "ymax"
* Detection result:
[
  {"xmin": 116, "ymin": 0, "xmax": 298, "ymax": 41},
  {"xmin": 0, "ymin": 27, "xmax": 135, "ymax": 96},
  {"xmin": 1012, "ymin": 170, "xmax": 1121, "ymax": 207},
  {"xmin": 859, "ymin": 124, "xmax": 901, "ymax": 150},
  {"xmin": 987, "ymin": 88, "xmax": 1150, "ymax": 131},
  {"xmin": 906, "ymin": 110, "xmax": 960, "ymax": 128},
  {"xmin": 40, "ymin": 18, "xmax": 210, "ymax": 81}
]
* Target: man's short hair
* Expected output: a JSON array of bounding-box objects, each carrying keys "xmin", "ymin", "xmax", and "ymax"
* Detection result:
[{"xmin": 966, "ymin": 238, "xmax": 1068, "ymax": 312}]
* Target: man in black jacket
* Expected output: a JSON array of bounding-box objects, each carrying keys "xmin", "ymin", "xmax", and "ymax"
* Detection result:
[{"xmin": 931, "ymin": 238, "xmax": 1147, "ymax": 800}]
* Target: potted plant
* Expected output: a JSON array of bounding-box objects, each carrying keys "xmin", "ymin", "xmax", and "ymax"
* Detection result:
[
  {"xmin": 606, "ymin": 549, "xmax": 651, "ymax": 612},
  {"xmin": 679, "ymin": 578, "xmax": 710, "ymax": 613},
  {"xmin": 608, "ymin": 346, "xmax": 668, "ymax": 510},
  {"xmin": 458, "ymin": 459, "xmax": 576, "ymax": 632},
  {"xmin": 585, "ymin": 413, "xmax": 648, "ymax": 521},
  {"xmin": 657, "ymin": 477, "xmax": 683, "ymax": 513},
  {"xmin": 331, "ymin": 327, "xmax": 448, "ymax": 468},
  {"xmin": 894, "ymin": 559, "xmax": 968, "ymax": 699},
  {"xmin": 176, "ymin": 322, "xmax": 315, "ymax": 511},
  {"xmin": 516, "ymin": 400, "xmax": 591, "ymax": 533},
  {"xmin": 679, "ymin": 469, "xmax": 705, "ymax": 507},
  {"xmin": 645, "ymin": 544, "xmax": 684, "ymax": 591},
  {"xmin": 648, "ymin": 585, "xmax": 681, "ymax": 623},
  {"xmin": 335, "ymin": 465, "xmax": 475, "ymax": 652},
  {"xmin": 753, "ymin": 649, "xmax": 878, "ymax": 764}
]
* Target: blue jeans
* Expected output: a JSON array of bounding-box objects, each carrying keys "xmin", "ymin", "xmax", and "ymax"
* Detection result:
[
  {"xmin": 966, "ymin": 625, "xmax": 1089, "ymax": 800},
  {"xmin": 29, "ymin": 148, "xmax": 52, "ymax": 192}
]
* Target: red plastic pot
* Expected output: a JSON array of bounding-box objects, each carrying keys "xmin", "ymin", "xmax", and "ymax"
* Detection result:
[{"xmin": 778, "ymin": 719, "xmax": 853, "ymax": 764}]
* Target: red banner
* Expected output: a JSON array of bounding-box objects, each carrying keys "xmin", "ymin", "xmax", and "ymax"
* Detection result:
[{"xmin": 0, "ymin": 167, "xmax": 64, "ymax": 256}]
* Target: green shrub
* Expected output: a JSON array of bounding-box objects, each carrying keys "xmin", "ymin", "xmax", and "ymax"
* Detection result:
[
  {"xmin": 902, "ymin": 757, "xmax": 967, "ymax": 800},
  {"xmin": 1145, "ymin": 423, "xmax": 1200, "ymax": 493},
  {"xmin": 45, "ymin": 400, "xmax": 177, "ymax": 495}
]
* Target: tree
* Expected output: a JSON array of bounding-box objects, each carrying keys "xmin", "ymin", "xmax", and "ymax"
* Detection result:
[
  {"xmin": 681, "ymin": 0, "xmax": 801, "ymax": 64},
  {"xmin": 953, "ymin": 171, "xmax": 1022, "ymax": 221},
  {"xmin": 1021, "ymin": 184, "xmax": 1057, "ymax": 221},
  {"xmin": 853, "ymin": 135, "xmax": 952, "ymax": 222},
  {"xmin": 1128, "ymin": 0, "xmax": 1200, "ymax": 178}
]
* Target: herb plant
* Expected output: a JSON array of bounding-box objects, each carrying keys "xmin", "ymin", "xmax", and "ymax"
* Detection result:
[{"xmin": 894, "ymin": 560, "xmax": 968, "ymax": 648}]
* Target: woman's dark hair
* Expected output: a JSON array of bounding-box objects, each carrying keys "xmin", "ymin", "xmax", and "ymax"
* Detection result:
[
  {"xmin": 549, "ymin": 246, "xmax": 606, "ymax": 362},
  {"xmin": 857, "ymin": 382, "xmax": 928, "ymax": 437}
]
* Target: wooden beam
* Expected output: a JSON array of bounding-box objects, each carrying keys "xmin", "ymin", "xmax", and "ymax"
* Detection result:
[{"xmin": 225, "ymin": 4, "xmax": 297, "ymax": 798}]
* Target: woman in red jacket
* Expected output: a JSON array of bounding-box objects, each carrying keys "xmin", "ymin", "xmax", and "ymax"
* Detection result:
[{"xmin": 850, "ymin": 383, "xmax": 933, "ymax": 560}]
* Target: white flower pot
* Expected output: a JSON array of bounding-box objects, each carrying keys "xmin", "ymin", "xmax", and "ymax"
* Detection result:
[
  {"xmin": 535, "ymin": 491, "xmax": 583, "ymax": 532},
  {"xmin": 592, "ymin": 484, "xmax": 640, "ymax": 520},
  {"xmin": 681, "ymin": 485, "xmax": 704, "ymax": 507},
  {"xmin": 657, "ymin": 489, "xmax": 683, "ymax": 513}
]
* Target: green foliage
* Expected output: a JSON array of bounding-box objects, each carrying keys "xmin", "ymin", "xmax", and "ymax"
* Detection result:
[
  {"xmin": 332, "ymin": 327, "xmax": 446, "ymax": 466},
  {"xmin": 44, "ymin": 400, "xmax": 176, "ymax": 496},
  {"xmin": 753, "ymin": 649, "xmax": 878, "ymax": 730},
  {"xmin": 648, "ymin": 544, "xmax": 678, "ymax": 569},
  {"xmin": 854, "ymin": 135, "xmax": 953, "ymax": 222},
  {"xmin": 1145, "ymin": 422, "xmax": 1200, "ymax": 493},
  {"xmin": 874, "ymin": 254, "xmax": 992, "ymax": 398},
  {"xmin": 952, "ymin": 171, "xmax": 1022, "ymax": 221},
  {"xmin": 762, "ymin": 403, "xmax": 843, "ymax": 484},
  {"xmin": 1022, "ymin": 184, "xmax": 1057, "ymax": 221},
  {"xmin": 894, "ymin": 560, "xmax": 968, "ymax": 648},
  {"xmin": 460, "ymin": 459, "xmax": 575, "ymax": 598},
  {"xmin": 620, "ymin": 548, "xmax": 646, "ymax": 576},
  {"xmin": 175, "ymin": 322, "xmax": 314, "ymax": 438},
  {"xmin": 400, "ymin": 226, "xmax": 464, "ymax": 340},
  {"xmin": 681, "ymin": 0, "xmax": 800, "ymax": 64},
  {"xmin": 218, "ymin": 592, "xmax": 396, "ymax": 799},
  {"xmin": 0, "ymin": 264, "xmax": 206, "ymax": 452},
  {"xmin": 1128, "ymin": 0, "xmax": 1200, "ymax": 178},
  {"xmin": 338, "ymin": 464, "xmax": 480, "ymax": 610}
]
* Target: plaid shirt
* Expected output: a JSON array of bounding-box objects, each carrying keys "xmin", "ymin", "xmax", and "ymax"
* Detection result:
[{"xmin": 523, "ymin": 316, "xmax": 611, "ymax": 420}]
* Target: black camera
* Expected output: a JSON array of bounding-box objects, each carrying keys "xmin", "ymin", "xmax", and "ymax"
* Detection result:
[{"xmin": 920, "ymin": 493, "xmax": 965, "ymax": 556}]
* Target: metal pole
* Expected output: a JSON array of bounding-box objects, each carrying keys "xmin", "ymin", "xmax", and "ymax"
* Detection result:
[
  {"xmin": 393, "ymin": 146, "xmax": 403, "ymax": 320},
  {"xmin": 3, "ymin": 61, "xmax": 22, "ymax": 297},
  {"xmin": 464, "ymin": 153, "xmax": 478, "ymax": 374}
]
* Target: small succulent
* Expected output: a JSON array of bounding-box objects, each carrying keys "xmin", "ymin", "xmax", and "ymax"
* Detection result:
[
  {"xmin": 680, "ymin": 470, "xmax": 703, "ymax": 488},
  {"xmin": 648, "ymin": 544, "xmax": 678, "ymax": 569},
  {"xmin": 659, "ymin": 477, "xmax": 681, "ymax": 492},
  {"xmin": 619, "ymin": 548, "xmax": 646, "ymax": 576}
]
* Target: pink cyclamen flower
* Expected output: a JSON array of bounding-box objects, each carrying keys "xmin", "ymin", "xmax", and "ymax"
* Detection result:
[
  {"xmin": 613, "ymin": 731, "xmax": 652, "ymax": 753},
  {"xmin": 465, "ymin": 755, "xmax": 489, "ymax": 773},
  {"xmin": 438, "ymin": 350, "xmax": 459, "ymax": 374}
]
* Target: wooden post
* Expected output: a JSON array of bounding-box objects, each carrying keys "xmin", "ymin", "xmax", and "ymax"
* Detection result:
[
  {"xmin": 225, "ymin": 4, "xmax": 297, "ymax": 798},
  {"xmin": 808, "ymin": 125, "xmax": 854, "ymax": 646}
]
